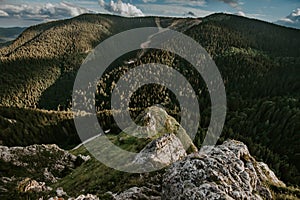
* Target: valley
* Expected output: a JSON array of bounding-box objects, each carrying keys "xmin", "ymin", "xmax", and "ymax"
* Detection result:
[{"xmin": 0, "ymin": 13, "xmax": 299, "ymax": 199}]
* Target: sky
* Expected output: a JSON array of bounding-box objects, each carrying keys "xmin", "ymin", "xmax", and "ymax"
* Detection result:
[{"xmin": 0, "ymin": 0, "xmax": 299, "ymax": 28}]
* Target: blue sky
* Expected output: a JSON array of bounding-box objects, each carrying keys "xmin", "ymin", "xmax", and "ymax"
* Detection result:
[{"xmin": 0, "ymin": 0, "xmax": 299, "ymax": 27}]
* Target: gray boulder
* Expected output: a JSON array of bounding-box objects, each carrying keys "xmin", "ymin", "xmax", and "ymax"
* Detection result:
[
  {"xmin": 114, "ymin": 186, "xmax": 161, "ymax": 200},
  {"xmin": 162, "ymin": 140, "xmax": 285, "ymax": 200},
  {"xmin": 133, "ymin": 133, "xmax": 187, "ymax": 171},
  {"xmin": 119, "ymin": 106, "xmax": 198, "ymax": 153},
  {"xmin": 0, "ymin": 144, "xmax": 87, "ymax": 196}
]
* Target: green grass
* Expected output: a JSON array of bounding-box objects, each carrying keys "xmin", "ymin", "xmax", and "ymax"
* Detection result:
[
  {"xmin": 53, "ymin": 135, "xmax": 164, "ymax": 198},
  {"xmin": 270, "ymin": 184, "xmax": 300, "ymax": 200}
]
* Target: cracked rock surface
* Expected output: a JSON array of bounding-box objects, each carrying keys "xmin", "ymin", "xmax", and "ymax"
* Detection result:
[
  {"xmin": 0, "ymin": 144, "xmax": 85, "ymax": 197},
  {"xmin": 162, "ymin": 140, "xmax": 285, "ymax": 200}
]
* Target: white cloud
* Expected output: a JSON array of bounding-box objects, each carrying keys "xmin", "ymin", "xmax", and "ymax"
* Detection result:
[
  {"xmin": 276, "ymin": 8, "xmax": 300, "ymax": 29},
  {"xmin": 99, "ymin": 0, "xmax": 144, "ymax": 17},
  {"xmin": 217, "ymin": 0, "xmax": 240, "ymax": 8},
  {"xmin": 137, "ymin": 3, "xmax": 212, "ymax": 17},
  {"xmin": 0, "ymin": 2, "xmax": 94, "ymax": 27},
  {"xmin": 164, "ymin": 0, "xmax": 206, "ymax": 7},
  {"xmin": 232, "ymin": 10, "xmax": 267, "ymax": 21},
  {"xmin": 142, "ymin": 0, "xmax": 157, "ymax": 3},
  {"xmin": 0, "ymin": 10, "xmax": 9, "ymax": 17},
  {"xmin": 291, "ymin": 8, "xmax": 300, "ymax": 17},
  {"xmin": 235, "ymin": 11, "xmax": 245, "ymax": 17},
  {"xmin": 120, "ymin": 0, "xmax": 242, "ymax": 17},
  {"xmin": 279, "ymin": 18, "xmax": 294, "ymax": 23},
  {"xmin": 0, "ymin": 2, "xmax": 92, "ymax": 20},
  {"xmin": 99, "ymin": 0, "xmax": 106, "ymax": 7}
]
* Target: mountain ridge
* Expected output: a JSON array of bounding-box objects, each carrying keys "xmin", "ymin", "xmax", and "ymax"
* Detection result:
[
  {"xmin": 0, "ymin": 12, "xmax": 299, "ymax": 187},
  {"xmin": 1, "ymin": 106, "xmax": 299, "ymax": 199}
]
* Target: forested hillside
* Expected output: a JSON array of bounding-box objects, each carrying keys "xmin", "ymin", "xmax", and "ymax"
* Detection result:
[
  {"xmin": 187, "ymin": 14, "xmax": 300, "ymax": 184},
  {"xmin": 0, "ymin": 14, "xmax": 161, "ymax": 109},
  {"xmin": 0, "ymin": 13, "xmax": 299, "ymax": 186}
]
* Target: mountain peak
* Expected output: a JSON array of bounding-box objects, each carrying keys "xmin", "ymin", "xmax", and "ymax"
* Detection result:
[{"xmin": 120, "ymin": 106, "xmax": 198, "ymax": 153}]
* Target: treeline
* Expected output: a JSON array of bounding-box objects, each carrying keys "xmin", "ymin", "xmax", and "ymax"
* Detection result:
[
  {"xmin": 0, "ymin": 107, "xmax": 80, "ymax": 149},
  {"xmin": 186, "ymin": 14, "xmax": 300, "ymax": 185},
  {"xmin": 92, "ymin": 14, "xmax": 300, "ymax": 185},
  {"xmin": 0, "ymin": 15, "xmax": 113, "ymax": 109},
  {"xmin": 220, "ymin": 97, "xmax": 300, "ymax": 184},
  {"xmin": 0, "ymin": 13, "xmax": 299, "ymax": 185},
  {"xmin": 0, "ymin": 14, "xmax": 161, "ymax": 110}
]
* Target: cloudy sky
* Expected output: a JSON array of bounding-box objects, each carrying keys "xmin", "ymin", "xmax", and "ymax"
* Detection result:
[{"xmin": 0, "ymin": 0, "xmax": 299, "ymax": 28}]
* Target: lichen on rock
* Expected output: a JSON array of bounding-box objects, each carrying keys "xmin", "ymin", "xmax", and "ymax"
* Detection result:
[
  {"xmin": 162, "ymin": 140, "xmax": 285, "ymax": 200},
  {"xmin": 133, "ymin": 133, "xmax": 187, "ymax": 171},
  {"xmin": 0, "ymin": 144, "xmax": 88, "ymax": 197},
  {"xmin": 118, "ymin": 106, "xmax": 198, "ymax": 154}
]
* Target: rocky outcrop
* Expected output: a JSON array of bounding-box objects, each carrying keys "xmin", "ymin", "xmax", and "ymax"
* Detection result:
[
  {"xmin": 0, "ymin": 106, "xmax": 290, "ymax": 199},
  {"xmin": 72, "ymin": 194, "xmax": 99, "ymax": 200},
  {"xmin": 0, "ymin": 138, "xmax": 289, "ymax": 200},
  {"xmin": 18, "ymin": 178, "xmax": 52, "ymax": 193},
  {"xmin": 49, "ymin": 193, "xmax": 99, "ymax": 200},
  {"xmin": 0, "ymin": 144, "xmax": 83, "ymax": 182},
  {"xmin": 0, "ymin": 144, "xmax": 86, "ymax": 197},
  {"xmin": 119, "ymin": 106, "xmax": 198, "ymax": 153},
  {"xmin": 162, "ymin": 140, "xmax": 285, "ymax": 200},
  {"xmin": 48, "ymin": 187, "xmax": 99, "ymax": 200},
  {"xmin": 133, "ymin": 133, "xmax": 187, "ymax": 170},
  {"xmin": 115, "ymin": 106, "xmax": 197, "ymax": 172},
  {"xmin": 113, "ymin": 186, "xmax": 161, "ymax": 200},
  {"xmin": 103, "ymin": 139, "xmax": 287, "ymax": 200}
]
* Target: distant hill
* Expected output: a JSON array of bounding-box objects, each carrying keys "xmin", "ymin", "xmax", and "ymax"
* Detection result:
[
  {"xmin": 0, "ymin": 13, "xmax": 299, "ymax": 185},
  {"xmin": 0, "ymin": 14, "xmax": 171, "ymax": 109},
  {"xmin": 0, "ymin": 27, "xmax": 26, "ymax": 44}
]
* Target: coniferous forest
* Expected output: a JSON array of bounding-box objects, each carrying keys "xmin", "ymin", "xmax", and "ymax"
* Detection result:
[{"xmin": 0, "ymin": 13, "xmax": 299, "ymax": 198}]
